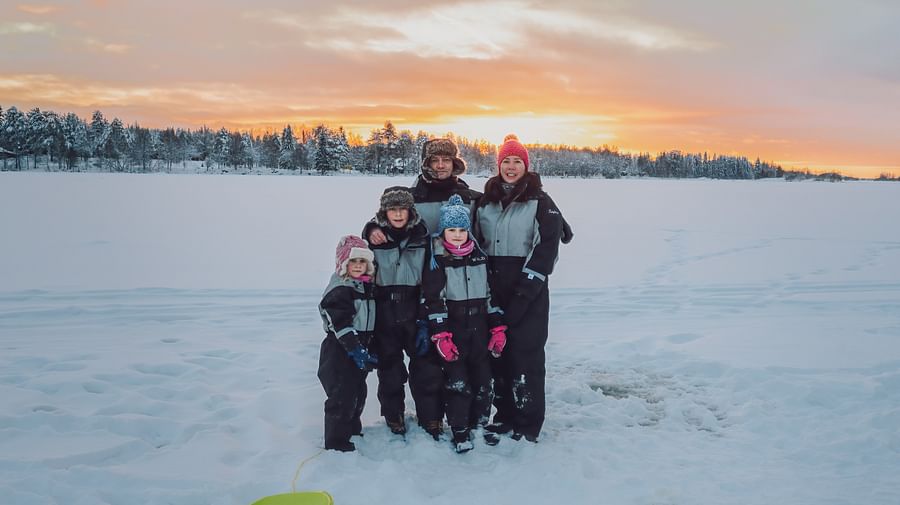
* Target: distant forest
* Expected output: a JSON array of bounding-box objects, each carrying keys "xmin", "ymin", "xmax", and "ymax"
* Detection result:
[{"xmin": 0, "ymin": 104, "xmax": 877, "ymax": 180}]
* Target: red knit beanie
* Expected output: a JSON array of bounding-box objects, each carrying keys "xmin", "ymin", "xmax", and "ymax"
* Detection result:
[{"xmin": 497, "ymin": 134, "xmax": 529, "ymax": 171}]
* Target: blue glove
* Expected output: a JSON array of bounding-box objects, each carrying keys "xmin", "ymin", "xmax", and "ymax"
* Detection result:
[
  {"xmin": 348, "ymin": 345, "xmax": 378, "ymax": 371},
  {"xmin": 415, "ymin": 320, "xmax": 431, "ymax": 357}
]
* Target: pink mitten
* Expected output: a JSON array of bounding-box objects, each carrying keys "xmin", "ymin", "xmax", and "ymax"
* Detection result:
[
  {"xmin": 431, "ymin": 331, "xmax": 459, "ymax": 362},
  {"xmin": 488, "ymin": 325, "xmax": 507, "ymax": 358}
]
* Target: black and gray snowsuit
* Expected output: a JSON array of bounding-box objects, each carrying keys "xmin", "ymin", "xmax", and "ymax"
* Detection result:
[
  {"xmin": 368, "ymin": 219, "xmax": 444, "ymax": 428},
  {"xmin": 422, "ymin": 238, "xmax": 504, "ymax": 434},
  {"xmin": 317, "ymin": 273, "xmax": 376, "ymax": 450},
  {"xmin": 409, "ymin": 175, "xmax": 482, "ymax": 235},
  {"xmin": 474, "ymin": 172, "xmax": 572, "ymax": 440},
  {"xmin": 362, "ymin": 176, "xmax": 481, "ymax": 240}
]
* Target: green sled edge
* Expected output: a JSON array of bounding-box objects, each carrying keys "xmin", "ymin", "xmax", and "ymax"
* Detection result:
[{"xmin": 250, "ymin": 491, "xmax": 334, "ymax": 505}]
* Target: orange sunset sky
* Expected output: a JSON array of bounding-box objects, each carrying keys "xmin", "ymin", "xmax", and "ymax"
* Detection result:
[{"xmin": 2, "ymin": 0, "xmax": 898, "ymax": 178}]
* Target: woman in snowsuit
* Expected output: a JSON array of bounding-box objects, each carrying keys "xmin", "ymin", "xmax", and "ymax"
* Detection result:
[
  {"xmin": 366, "ymin": 186, "xmax": 445, "ymax": 439},
  {"xmin": 474, "ymin": 134, "xmax": 572, "ymax": 442},
  {"xmin": 317, "ymin": 235, "xmax": 378, "ymax": 452},
  {"xmin": 423, "ymin": 195, "xmax": 507, "ymax": 453}
]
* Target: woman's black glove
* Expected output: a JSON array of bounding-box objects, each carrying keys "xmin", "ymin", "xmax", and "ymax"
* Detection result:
[{"xmin": 502, "ymin": 274, "xmax": 545, "ymax": 326}]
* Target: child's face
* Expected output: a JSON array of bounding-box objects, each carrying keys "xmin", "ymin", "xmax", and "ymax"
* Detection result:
[
  {"xmin": 347, "ymin": 258, "xmax": 369, "ymax": 278},
  {"xmin": 386, "ymin": 207, "xmax": 409, "ymax": 229},
  {"xmin": 443, "ymin": 227, "xmax": 468, "ymax": 246}
]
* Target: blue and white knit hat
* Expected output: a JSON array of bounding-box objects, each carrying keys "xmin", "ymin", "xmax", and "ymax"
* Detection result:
[{"xmin": 436, "ymin": 194, "xmax": 471, "ymax": 235}]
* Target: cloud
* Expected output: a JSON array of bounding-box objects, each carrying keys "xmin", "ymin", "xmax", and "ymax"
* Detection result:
[
  {"xmin": 0, "ymin": 21, "xmax": 55, "ymax": 35},
  {"xmin": 3, "ymin": 1, "xmax": 896, "ymax": 177},
  {"xmin": 0, "ymin": 74, "xmax": 270, "ymax": 110},
  {"xmin": 16, "ymin": 4, "xmax": 61, "ymax": 15},
  {"xmin": 84, "ymin": 38, "xmax": 132, "ymax": 54},
  {"xmin": 249, "ymin": 1, "xmax": 715, "ymax": 60}
]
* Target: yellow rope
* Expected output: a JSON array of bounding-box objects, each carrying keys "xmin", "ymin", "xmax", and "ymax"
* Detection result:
[{"xmin": 290, "ymin": 449, "xmax": 325, "ymax": 493}]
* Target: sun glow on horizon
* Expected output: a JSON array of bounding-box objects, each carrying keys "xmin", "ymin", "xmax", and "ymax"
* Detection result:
[
  {"xmin": 2, "ymin": 1, "xmax": 896, "ymax": 179},
  {"xmin": 355, "ymin": 113, "xmax": 618, "ymax": 147}
]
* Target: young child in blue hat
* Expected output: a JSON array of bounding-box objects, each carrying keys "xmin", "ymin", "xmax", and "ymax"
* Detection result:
[{"xmin": 421, "ymin": 195, "xmax": 507, "ymax": 453}]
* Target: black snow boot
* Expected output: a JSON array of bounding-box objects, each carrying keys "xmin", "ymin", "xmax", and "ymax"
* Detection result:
[
  {"xmin": 386, "ymin": 415, "xmax": 407, "ymax": 435},
  {"xmin": 485, "ymin": 421, "xmax": 513, "ymax": 435},
  {"xmin": 511, "ymin": 431, "xmax": 538, "ymax": 443},
  {"xmin": 325, "ymin": 440, "xmax": 355, "ymax": 452},
  {"xmin": 422, "ymin": 420, "xmax": 445, "ymax": 441},
  {"xmin": 452, "ymin": 427, "xmax": 474, "ymax": 454}
]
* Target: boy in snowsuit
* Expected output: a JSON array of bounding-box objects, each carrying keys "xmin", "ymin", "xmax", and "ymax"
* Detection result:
[
  {"xmin": 366, "ymin": 187, "xmax": 445, "ymax": 439},
  {"xmin": 422, "ymin": 195, "xmax": 508, "ymax": 453},
  {"xmin": 317, "ymin": 235, "xmax": 378, "ymax": 452}
]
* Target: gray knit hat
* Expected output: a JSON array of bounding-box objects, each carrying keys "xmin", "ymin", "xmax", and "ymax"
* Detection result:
[{"xmin": 421, "ymin": 138, "xmax": 467, "ymax": 180}]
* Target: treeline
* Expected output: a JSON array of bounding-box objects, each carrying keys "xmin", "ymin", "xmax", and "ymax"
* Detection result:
[
  {"xmin": 1, "ymin": 105, "xmax": 785, "ymax": 179},
  {"xmin": 528, "ymin": 146, "xmax": 783, "ymax": 179}
]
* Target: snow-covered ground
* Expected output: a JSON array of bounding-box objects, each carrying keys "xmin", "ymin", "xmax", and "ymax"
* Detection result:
[{"xmin": 1, "ymin": 172, "xmax": 899, "ymax": 505}]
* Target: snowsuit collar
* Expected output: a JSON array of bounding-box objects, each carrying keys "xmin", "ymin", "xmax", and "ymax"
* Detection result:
[{"xmin": 482, "ymin": 172, "xmax": 543, "ymax": 207}]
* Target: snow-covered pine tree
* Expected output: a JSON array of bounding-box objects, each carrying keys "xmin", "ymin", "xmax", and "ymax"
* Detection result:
[
  {"xmin": 242, "ymin": 133, "xmax": 257, "ymax": 170},
  {"xmin": 365, "ymin": 127, "xmax": 383, "ymax": 173},
  {"xmin": 380, "ymin": 120, "xmax": 401, "ymax": 175},
  {"xmin": 192, "ymin": 126, "xmax": 215, "ymax": 170},
  {"xmin": 397, "ymin": 131, "xmax": 416, "ymax": 174},
  {"xmin": 149, "ymin": 130, "xmax": 163, "ymax": 171},
  {"xmin": 60, "ymin": 112, "xmax": 88, "ymax": 171},
  {"xmin": 88, "ymin": 110, "xmax": 109, "ymax": 160},
  {"xmin": 1, "ymin": 106, "xmax": 27, "ymax": 170},
  {"xmin": 103, "ymin": 118, "xmax": 128, "ymax": 171},
  {"xmin": 26, "ymin": 108, "xmax": 50, "ymax": 170},
  {"xmin": 177, "ymin": 129, "xmax": 190, "ymax": 169},
  {"xmin": 334, "ymin": 127, "xmax": 350, "ymax": 171},
  {"xmin": 160, "ymin": 128, "xmax": 180, "ymax": 172},
  {"xmin": 211, "ymin": 127, "xmax": 230, "ymax": 170},
  {"xmin": 260, "ymin": 132, "xmax": 279, "ymax": 170},
  {"xmin": 225, "ymin": 131, "xmax": 241, "ymax": 170},
  {"xmin": 313, "ymin": 124, "xmax": 336, "ymax": 174},
  {"xmin": 0, "ymin": 105, "xmax": 6, "ymax": 171},
  {"xmin": 127, "ymin": 124, "xmax": 152, "ymax": 173},
  {"xmin": 279, "ymin": 125, "xmax": 297, "ymax": 170}
]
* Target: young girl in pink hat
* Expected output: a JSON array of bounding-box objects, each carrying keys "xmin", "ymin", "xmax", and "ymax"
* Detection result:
[{"xmin": 317, "ymin": 235, "xmax": 378, "ymax": 452}]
